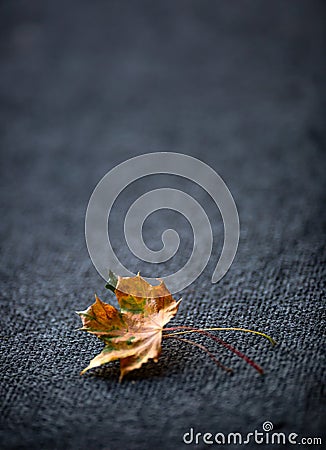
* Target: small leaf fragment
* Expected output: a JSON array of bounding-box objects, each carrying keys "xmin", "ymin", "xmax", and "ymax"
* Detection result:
[{"xmin": 105, "ymin": 270, "xmax": 118, "ymax": 292}]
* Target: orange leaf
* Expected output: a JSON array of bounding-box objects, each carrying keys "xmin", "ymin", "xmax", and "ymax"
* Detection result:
[{"xmin": 77, "ymin": 273, "xmax": 181, "ymax": 380}]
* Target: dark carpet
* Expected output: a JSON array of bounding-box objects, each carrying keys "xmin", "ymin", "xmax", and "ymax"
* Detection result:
[{"xmin": 0, "ymin": 1, "xmax": 325, "ymax": 449}]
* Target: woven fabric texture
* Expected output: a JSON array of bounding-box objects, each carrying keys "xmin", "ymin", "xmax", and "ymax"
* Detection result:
[{"xmin": 0, "ymin": 1, "xmax": 325, "ymax": 449}]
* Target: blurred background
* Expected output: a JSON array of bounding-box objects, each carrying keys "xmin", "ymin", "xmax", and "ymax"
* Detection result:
[{"xmin": 0, "ymin": 1, "xmax": 325, "ymax": 449}]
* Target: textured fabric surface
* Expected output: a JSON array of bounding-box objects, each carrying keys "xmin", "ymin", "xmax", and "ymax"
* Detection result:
[{"xmin": 0, "ymin": 1, "xmax": 325, "ymax": 449}]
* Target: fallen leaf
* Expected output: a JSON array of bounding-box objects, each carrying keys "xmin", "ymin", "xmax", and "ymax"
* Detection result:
[
  {"xmin": 77, "ymin": 271, "xmax": 276, "ymax": 380},
  {"xmin": 77, "ymin": 273, "xmax": 181, "ymax": 380}
]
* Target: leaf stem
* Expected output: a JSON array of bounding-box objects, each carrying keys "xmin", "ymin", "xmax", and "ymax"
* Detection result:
[
  {"xmin": 163, "ymin": 327, "xmax": 264, "ymax": 375},
  {"xmin": 198, "ymin": 329, "xmax": 264, "ymax": 375},
  {"xmin": 163, "ymin": 326, "xmax": 276, "ymax": 346}
]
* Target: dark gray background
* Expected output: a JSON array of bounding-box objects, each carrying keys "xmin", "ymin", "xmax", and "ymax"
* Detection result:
[{"xmin": 0, "ymin": 1, "xmax": 325, "ymax": 449}]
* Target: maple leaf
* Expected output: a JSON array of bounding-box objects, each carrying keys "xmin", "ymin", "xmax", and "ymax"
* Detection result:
[
  {"xmin": 77, "ymin": 273, "xmax": 181, "ymax": 380},
  {"xmin": 77, "ymin": 271, "xmax": 276, "ymax": 380}
]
